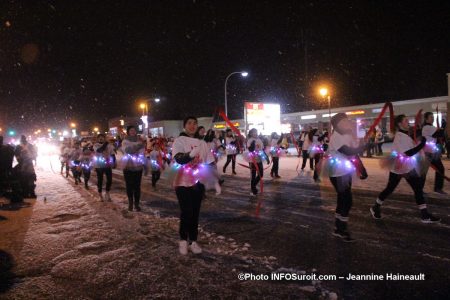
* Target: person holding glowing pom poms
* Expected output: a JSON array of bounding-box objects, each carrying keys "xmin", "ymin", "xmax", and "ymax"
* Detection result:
[
  {"xmin": 371, "ymin": 114, "xmax": 440, "ymax": 223},
  {"xmin": 171, "ymin": 116, "xmax": 217, "ymax": 256},
  {"xmin": 319, "ymin": 113, "xmax": 367, "ymax": 242}
]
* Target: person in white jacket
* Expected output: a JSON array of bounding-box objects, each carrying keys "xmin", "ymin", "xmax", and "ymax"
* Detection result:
[
  {"xmin": 371, "ymin": 114, "xmax": 440, "ymax": 223},
  {"xmin": 93, "ymin": 134, "xmax": 116, "ymax": 201},
  {"xmin": 223, "ymin": 129, "xmax": 237, "ymax": 175},
  {"xmin": 172, "ymin": 116, "xmax": 213, "ymax": 255},
  {"xmin": 422, "ymin": 112, "xmax": 446, "ymax": 194},
  {"xmin": 121, "ymin": 126, "xmax": 145, "ymax": 211}
]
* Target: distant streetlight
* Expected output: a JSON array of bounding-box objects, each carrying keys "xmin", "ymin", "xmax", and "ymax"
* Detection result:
[
  {"xmin": 154, "ymin": 98, "xmax": 160, "ymax": 103},
  {"xmin": 319, "ymin": 87, "xmax": 332, "ymax": 132},
  {"xmin": 93, "ymin": 127, "xmax": 99, "ymax": 133},
  {"xmin": 70, "ymin": 122, "xmax": 76, "ymax": 128},
  {"xmin": 224, "ymin": 71, "xmax": 249, "ymax": 118}
]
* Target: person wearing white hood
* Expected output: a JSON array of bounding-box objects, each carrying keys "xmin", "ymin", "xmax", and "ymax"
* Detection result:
[
  {"xmin": 172, "ymin": 116, "xmax": 212, "ymax": 255},
  {"xmin": 121, "ymin": 126, "xmax": 146, "ymax": 212}
]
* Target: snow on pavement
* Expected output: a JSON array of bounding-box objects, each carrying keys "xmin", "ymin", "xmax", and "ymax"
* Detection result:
[{"xmin": 0, "ymin": 157, "xmax": 337, "ymax": 299}]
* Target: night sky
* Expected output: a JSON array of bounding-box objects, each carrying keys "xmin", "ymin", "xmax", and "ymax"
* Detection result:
[{"xmin": 1, "ymin": 1, "xmax": 449, "ymax": 132}]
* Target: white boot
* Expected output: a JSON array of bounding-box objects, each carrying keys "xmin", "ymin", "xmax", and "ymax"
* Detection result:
[
  {"xmin": 179, "ymin": 240, "xmax": 188, "ymax": 255},
  {"xmin": 98, "ymin": 192, "xmax": 104, "ymax": 202},
  {"xmin": 215, "ymin": 182, "xmax": 221, "ymax": 196},
  {"xmin": 189, "ymin": 241, "xmax": 202, "ymax": 254},
  {"xmin": 105, "ymin": 191, "xmax": 111, "ymax": 202}
]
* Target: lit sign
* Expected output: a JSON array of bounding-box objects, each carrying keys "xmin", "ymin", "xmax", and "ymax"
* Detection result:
[
  {"xmin": 372, "ymin": 108, "xmax": 382, "ymax": 113},
  {"xmin": 301, "ymin": 115, "xmax": 317, "ymax": 120},
  {"xmin": 214, "ymin": 122, "xmax": 240, "ymax": 129},
  {"xmin": 346, "ymin": 110, "xmax": 365, "ymax": 115},
  {"xmin": 322, "ymin": 113, "xmax": 337, "ymax": 118},
  {"xmin": 245, "ymin": 102, "xmax": 281, "ymax": 135}
]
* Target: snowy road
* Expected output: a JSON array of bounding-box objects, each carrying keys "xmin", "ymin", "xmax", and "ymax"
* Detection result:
[{"xmin": 1, "ymin": 155, "xmax": 450, "ymax": 299}]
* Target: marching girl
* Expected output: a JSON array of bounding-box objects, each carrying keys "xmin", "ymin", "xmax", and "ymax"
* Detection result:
[
  {"xmin": 422, "ymin": 112, "xmax": 446, "ymax": 194},
  {"xmin": 309, "ymin": 129, "xmax": 325, "ymax": 182},
  {"xmin": 204, "ymin": 129, "xmax": 223, "ymax": 195},
  {"xmin": 93, "ymin": 134, "xmax": 116, "ymax": 201},
  {"xmin": 318, "ymin": 113, "xmax": 366, "ymax": 242},
  {"xmin": 69, "ymin": 141, "xmax": 82, "ymax": 185},
  {"xmin": 269, "ymin": 132, "xmax": 284, "ymax": 178},
  {"xmin": 246, "ymin": 128, "xmax": 270, "ymax": 196},
  {"xmin": 172, "ymin": 116, "xmax": 215, "ymax": 255},
  {"xmin": 371, "ymin": 114, "xmax": 440, "ymax": 223},
  {"xmin": 121, "ymin": 126, "xmax": 146, "ymax": 211},
  {"xmin": 59, "ymin": 140, "xmax": 71, "ymax": 177},
  {"xmin": 223, "ymin": 129, "xmax": 237, "ymax": 175},
  {"xmin": 80, "ymin": 140, "xmax": 94, "ymax": 190},
  {"xmin": 148, "ymin": 139, "xmax": 167, "ymax": 188},
  {"xmin": 300, "ymin": 127, "xmax": 314, "ymax": 171}
]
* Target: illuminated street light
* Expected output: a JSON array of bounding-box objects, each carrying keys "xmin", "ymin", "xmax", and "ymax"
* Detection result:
[
  {"xmin": 154, "ymin": 98, "xmax": 160, "ymax": 103},
  {"xmin": 70, "ymin": 122, "xmax": 76, "ymax": 128},
  {"xmin": 224, "ymin": 71, "xmax": 249, "ymax": 118},
  {"xmin": 319, "ymin": 86, "xmax": 332, "ymax": 132}
]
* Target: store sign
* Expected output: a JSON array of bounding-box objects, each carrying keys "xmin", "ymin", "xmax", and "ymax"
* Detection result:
[
  {"xmin": 346, "ymin": 110, "xmax": 365, "ymax": 115},
  {"xmin": 245, "ymin": 102, "xmax": 281, "ymax": 135},
  {"xmin": 301, "ymin": 114, "xmax": 317, "ymax": 120},
  {"xmin": 214, "ymin": 122, "xmax": 240, "ymax": 129}
]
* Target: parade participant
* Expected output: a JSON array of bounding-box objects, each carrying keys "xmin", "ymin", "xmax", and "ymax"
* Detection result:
[
  {"xmin": 222, "ymin": 129, "xmax": 237, "ymax": 175},
  {"xmin": 269, "ymin": 132, "xmax": 283, "ymax": 178},
  {"xmin": 309, "ymin": 129, "xmax": 324, "ymax": 182},
  {"xmin": 320, "ymin": 113, "xmax": 366, "ymax": 242},
  {"xmin": 121, "ymin": 126, "xmax": 145, "ymax": 211},
  {"xmin": 204, "ymin": 129, "xmax": 223, "ymax": 195},
  {"xmin": 301, "ymin": 127, "xmax": 313, "ymax": 171},
  {"xmin": 195, "ymin": 126, "xmax": 206, "ymax": 139},
  {"xmin": 80, "ymin": 139, "xmax": 94, "ymax": 190},
  {"xmin": 422, "ymin": 112, "xmax": 446, "ymax": 194},
  {"xmin": 59, "ymin": 140, "xmax": 70, "ymax": 177},
  {"xmin": 149, "ymin": 140, "xmax": 166, "ymax": 188},
  {"xmin": 93, "ymin": 134, "xmax": 116, "ymax": 201},
  {"xmin": 68, "ymin": 141, "xmax": 82, "ymax": 185},
  {"xmin": 172, "ymin": 116, "xmax": 210, "ymax": 255},
  {"xmin": 375, "ymin": 127, "xmax": 384, "ymax": 156},
  {"xmin": 247, "ymin": 128, "xmax": 270, "ymax": 196},
  {"xmin": 14, "ymin": 135, "xmax": 37, "ymax": 198},
  {"xmin": 371, "ymin": 114, "xmax": 440, "ymax": 223}
]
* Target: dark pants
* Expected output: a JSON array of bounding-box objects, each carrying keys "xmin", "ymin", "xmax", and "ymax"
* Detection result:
[
  {"xmin": 82, "ymin": 168, "xmax": 91, "ymax": 186},
  {"xmin": 123, "ymin": 169, "xmax": 143, "ymax": 206},
  {"xmin": 313, "ymin": 154, "xmax": 321, "ymax": 180},
  {"xmin": 301, "ymin": 150, "xmax": 313, "ymax": 170},
  {"xmin": 378, "ymin": 171, "xmax": 425, "ymax": 205},
  {"xmin": 376, "ymin": 143, "xmax": 383, "ymax": 155},
  {"xmin": 250, "ymin": 162, "xmax": 264, "ymax": 192},
  {"xmin": 223, "ymin": 154, "xmax": 236, "ymax": 172},
  {"xmin": 151, "ymin": 170, "xmax": 161, "ymax": 186},
  {"xmin": 427, "ymin": 155, "xmax": 445, "ymax": 191},
  {"xmin": 96, "ymin": 168, "xmax": 112, "ymax": 193},
  {"xmin": 175, "ymin": 183, "xmax": 204, "ymax": 241},
  {"xmin": 20, "ymin": 172, "xmax": 36, "ymax": 198},
  {"xmin": 61, "ymin": 161, "xmax": 69, "ymax": 176},
  {"xmin": 271, "ymin": 157, "xmax": 279, "ymax": 176},
  {"xmin": 71, "ymin": 162, "xmax": 81, "ymax": 181},
  {"xmin": 330, "ymin": 174, "xmax": 353, "ymax": 220}
]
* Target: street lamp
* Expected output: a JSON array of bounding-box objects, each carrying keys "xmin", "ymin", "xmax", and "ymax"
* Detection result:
[
  {"xmin": 139, "ymin": 103, "xmax": 147, "ymax": 116},
  {"xmin": 319, "ymin": 87, "xmax": 332, "ymax": 132},
  {"xmin": 224, "ymin": 71, "xmax": 249, "ymax": 117}
]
